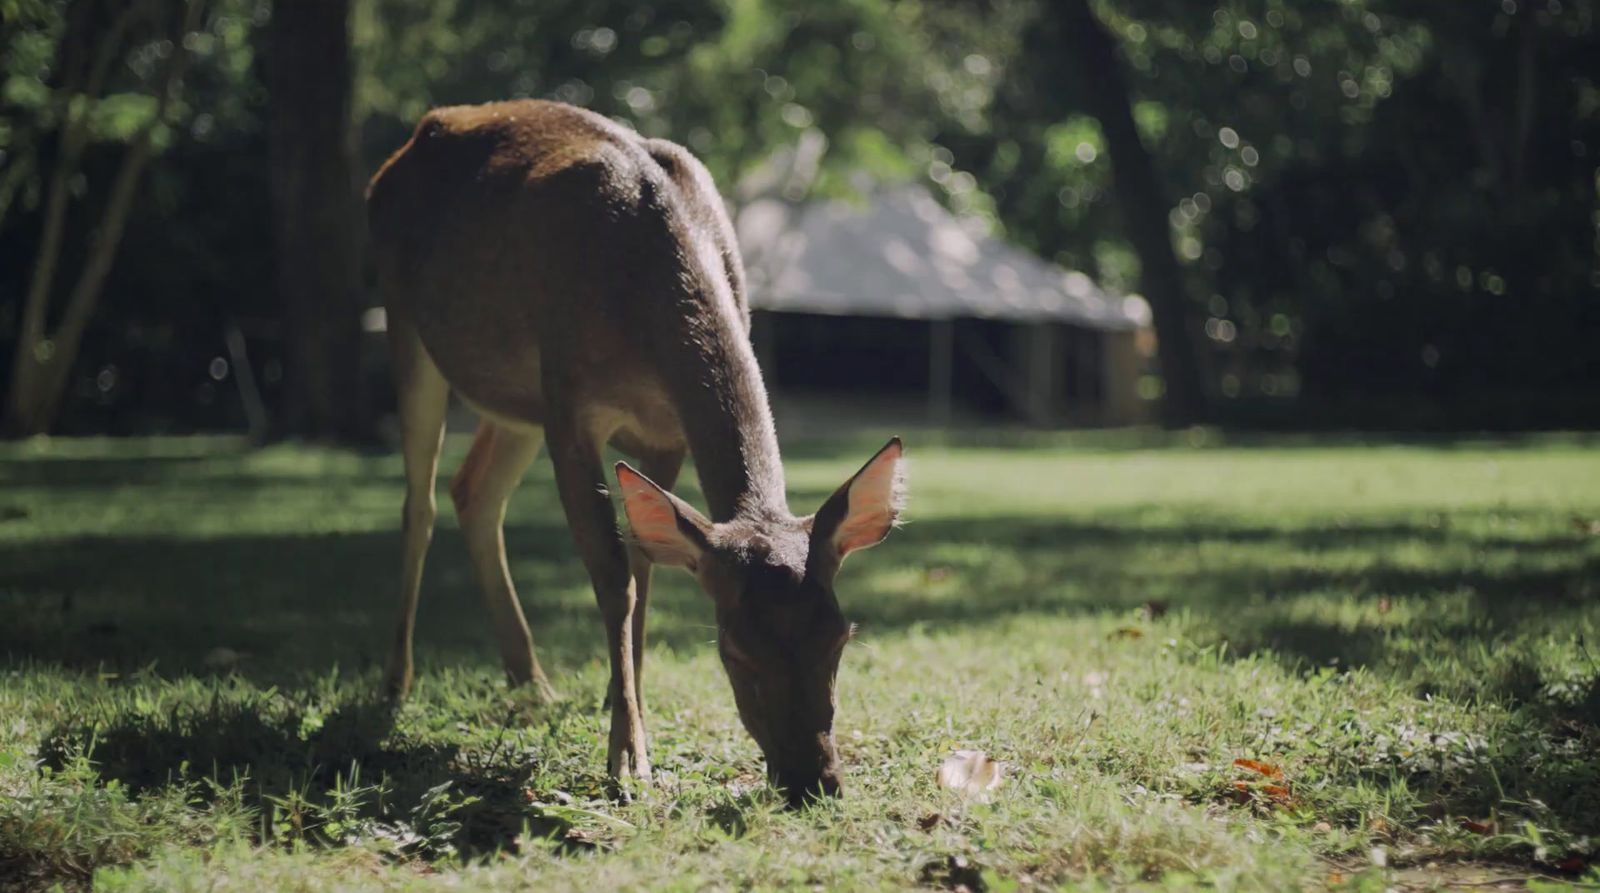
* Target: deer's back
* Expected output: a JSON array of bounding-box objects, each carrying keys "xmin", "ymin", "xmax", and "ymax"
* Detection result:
[{"xmin": 368, "ymin": 100, "xmax": 733, "ymax": 432}]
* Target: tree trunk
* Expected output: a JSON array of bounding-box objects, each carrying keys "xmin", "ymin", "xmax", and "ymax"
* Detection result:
[
  {"xmin": 264, "ymin": 0, "xmax": 372, "ymax": 441},
  {"xmin": 1054, "ymin": 0, "xmax": 1207, "ymax": 426},
  {"xmin": 2, "ymin": 0, "xmax": 200, "ymax": 439}
]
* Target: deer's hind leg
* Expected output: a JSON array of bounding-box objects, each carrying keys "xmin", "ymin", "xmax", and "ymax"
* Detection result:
[
  {"xmin": 385, "ymin": 316, "xmax": 449, "ymax": 700},
  {"xmin": 451, "ymin": 420, "xmax": 558, "ymax": 702}
]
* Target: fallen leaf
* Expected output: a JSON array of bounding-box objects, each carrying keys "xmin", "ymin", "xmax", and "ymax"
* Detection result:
[
  {"xmin": 1313, "ymin": 821, "xmax": 1332, "ymax": 833},
  {"xmin": 936, "ymin": 750, "xmax": 1005, "ymax": 801},
  {"xmin": 1108, "ymin": 627, "xmax": 1145, "ymax": 641},
  {"xmin": 1226, "ymin": 759, "xmax": 1292, "ymax": 808},
  {"xmin": 1229, "ymin": 779, "xmax": 1291, "ymax": 805},
  {"xmin": 1459, "ymin": 818, "xmax": 1493, "ymax": 835},
  {"xmin": 1232, "ymin": 758, "xmax": 1284, "ymax": 779}
]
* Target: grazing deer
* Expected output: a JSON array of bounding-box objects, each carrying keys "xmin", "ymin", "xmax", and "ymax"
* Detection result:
[{"xmin": 366, "ymin": 100, "xmax": 906, "ymax": 805}]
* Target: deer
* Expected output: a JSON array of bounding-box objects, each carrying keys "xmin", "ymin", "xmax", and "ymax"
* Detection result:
[{"xmin": 365, "ymin": 99, "xmax": 906, "ymax": 806}]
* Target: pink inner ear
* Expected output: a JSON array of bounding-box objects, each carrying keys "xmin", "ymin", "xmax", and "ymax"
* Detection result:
[
  {"xmin": 833, "ymin": 444, "xmax": 904, "ymax": 556},
  {"xmin": 619, "ymin": 469, "xmax": 693, "ymax": 562}
]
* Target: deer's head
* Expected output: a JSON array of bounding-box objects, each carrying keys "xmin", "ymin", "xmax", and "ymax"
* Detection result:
[{"xmin": 616, "ymin": 438, "xmax": 905, "ymax": 807}]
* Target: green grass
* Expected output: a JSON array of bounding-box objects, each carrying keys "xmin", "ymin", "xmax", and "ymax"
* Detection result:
[{"xmin": 2, "ymin": 431, "xmax": 1599, "ymax": 891}]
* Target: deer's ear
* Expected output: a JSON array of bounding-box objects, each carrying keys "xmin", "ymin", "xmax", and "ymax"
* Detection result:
[
  {"xmin": 617, "ymin": 462, "xmax": 711, "ymax": 569},
  {"xmin": 811, "ymin": 438, "xmax": 906, "ymax": 568}
]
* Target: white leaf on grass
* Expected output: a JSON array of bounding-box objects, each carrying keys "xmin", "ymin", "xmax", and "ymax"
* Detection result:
[{"xmin": 936, "ymin": 750, "xmax": 1005, "ymax": 801}]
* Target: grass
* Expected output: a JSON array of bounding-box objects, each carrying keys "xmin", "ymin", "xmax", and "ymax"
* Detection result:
[{"xmin": 1, "ymin": 429, "xmax": 1598, "ymax": 891}]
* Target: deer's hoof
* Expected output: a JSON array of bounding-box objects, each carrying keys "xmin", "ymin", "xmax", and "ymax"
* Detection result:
[
  {"xmin": 506, "ymin": 666, "xmax": 561, "ymax": 706},
  {"xmin": 534, "ymin": 680, "xmax": 561, "ymax": 706},
  {"xmin": 608, "ymin": 751, "xmax": 653, "ymax": 787}
]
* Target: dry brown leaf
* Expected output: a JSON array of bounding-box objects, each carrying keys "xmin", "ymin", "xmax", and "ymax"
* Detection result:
[
  {"xmin": 1226, "ymin": 759, "xmax": 1292, "ymax": 808},
  {"xmin": 1228, "ymin": 779, "xmax": 1292, "ymax": 805},
  {"xmin": 1108, "ymin": 627, "xmax": 1145, "ymax": 641},
  {"xmin": 1231, "ymin": 758, "xmax": 1284, "ymax": 779},
  {"xmin": 1459, "ymin": 818, "xmax": 1493, "ymax": 835},
  {"xmin": 1261, "ymin": 783, "xmax": 1291, "ymax": 803},
  {"xmin": 936, "ymin": 750, "xmax": 1005, "ymax": 801}
]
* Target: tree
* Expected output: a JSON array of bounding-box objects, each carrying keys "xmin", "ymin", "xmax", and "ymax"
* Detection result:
[
  {"xmin": 1034, "ymin": 0, "xmax": 1207, "ymax": 425},
  {"xmin": 2, "ymin": 0, "xmax": 206, "ymax": 438},
  {"xmin": 264, "ymin": 0, "xmax": 371, "ymax": 441}
]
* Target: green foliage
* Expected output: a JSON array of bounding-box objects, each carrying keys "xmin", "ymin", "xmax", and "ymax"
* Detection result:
[
  {"xmin": 931, "ymin": 0, "xmax": 1599, "ymax": 415},
  {"xmin": 6, "ymin": 0, "xmax": 1597, "ymax": 431}
]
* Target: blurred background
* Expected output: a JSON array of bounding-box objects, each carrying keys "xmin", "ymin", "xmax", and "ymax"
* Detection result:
[{"xmin": 2, "ymin": 0, "xmax": 1597, "ymax": 442}]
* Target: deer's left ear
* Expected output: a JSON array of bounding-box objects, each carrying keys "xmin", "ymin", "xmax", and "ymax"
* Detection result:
[{"xmin": 811, "ymin": 437, "xmax": 906, "ymax": 570}]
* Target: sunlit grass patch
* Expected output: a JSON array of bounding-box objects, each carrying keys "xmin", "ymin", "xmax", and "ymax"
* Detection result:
[{"xmin": 2, "ymin": 434, "xmax": 1598, "ymax": 890}]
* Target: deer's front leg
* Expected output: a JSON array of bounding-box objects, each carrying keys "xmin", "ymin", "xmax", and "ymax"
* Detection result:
[
  {"xmin": 547, "ymin": 425, "xmax": 651, "ymax": 785},
  {"xmin": 625, "ymin": 445, "xmax": 686, "ymax": 713}
]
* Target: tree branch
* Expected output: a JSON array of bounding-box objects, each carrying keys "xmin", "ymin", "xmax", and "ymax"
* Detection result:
[
  {"xmin": 6, "ymin": 0, "xmax": 208, "ymax": 435},
  {"xmin": 52, "ymin": 0, "xmax": 207, "ymax": 358}
]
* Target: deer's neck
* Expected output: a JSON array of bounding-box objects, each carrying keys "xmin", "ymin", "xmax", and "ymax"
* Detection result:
[{"xmin": 661, "ymin": 299, "xmax": 786, "ymax": 523}]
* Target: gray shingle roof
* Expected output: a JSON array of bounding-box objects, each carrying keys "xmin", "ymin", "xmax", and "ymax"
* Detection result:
[{"xmin": 736, "ymin": 186, "xmax": 1150, "ymax": 331}]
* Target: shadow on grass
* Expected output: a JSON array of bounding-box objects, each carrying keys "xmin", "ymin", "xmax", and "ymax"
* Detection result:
[
  {"xmin": 0, "ymin": 457, "xmax": 223, "ymax": 488},
  {"xmin": 772, "ymin": 428, "xmax": 1600, "ymax": 458},
  {"xmin": 5, "ymin": 444, "xmax": 1600, "ymax": 860},
  {"xmin": 36, "ymin": 695, "xmax": 582, "ymax": 859},
  {"xmin": 0, "ymin": 523, "xmax": 593, "ymax": 677},
  {"xmin": 3, "ymin": 507, "xmax": 1595, "ymax": 680}
]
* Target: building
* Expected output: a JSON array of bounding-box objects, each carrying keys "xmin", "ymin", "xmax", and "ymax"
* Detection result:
[{"xmin": 736, "ymin": 184, "xmax": 1154, "ymax": 427}]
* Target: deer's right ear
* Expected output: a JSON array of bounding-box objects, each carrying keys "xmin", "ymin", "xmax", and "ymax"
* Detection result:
[
  {"xmin": 809, "ymin": 437, "xmax": 906, "ymax": 573},
  {"xmin": 617, "ymin": 462, "xmax": 712, "ymax": 570}
]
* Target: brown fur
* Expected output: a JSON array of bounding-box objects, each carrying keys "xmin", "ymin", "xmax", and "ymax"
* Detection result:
[
  {"xmin": 368, "ymin": 100, "xmax": 773, "ymax": 501},
  {"xmin": 367, "ymin": 100, "xmax": 905, "ymax": 805}
]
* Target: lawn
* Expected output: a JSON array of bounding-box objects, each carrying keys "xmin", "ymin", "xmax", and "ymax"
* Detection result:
[{"xmin": 1, "ymin": 431, "xmax": 1598, "ymax": 891}]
